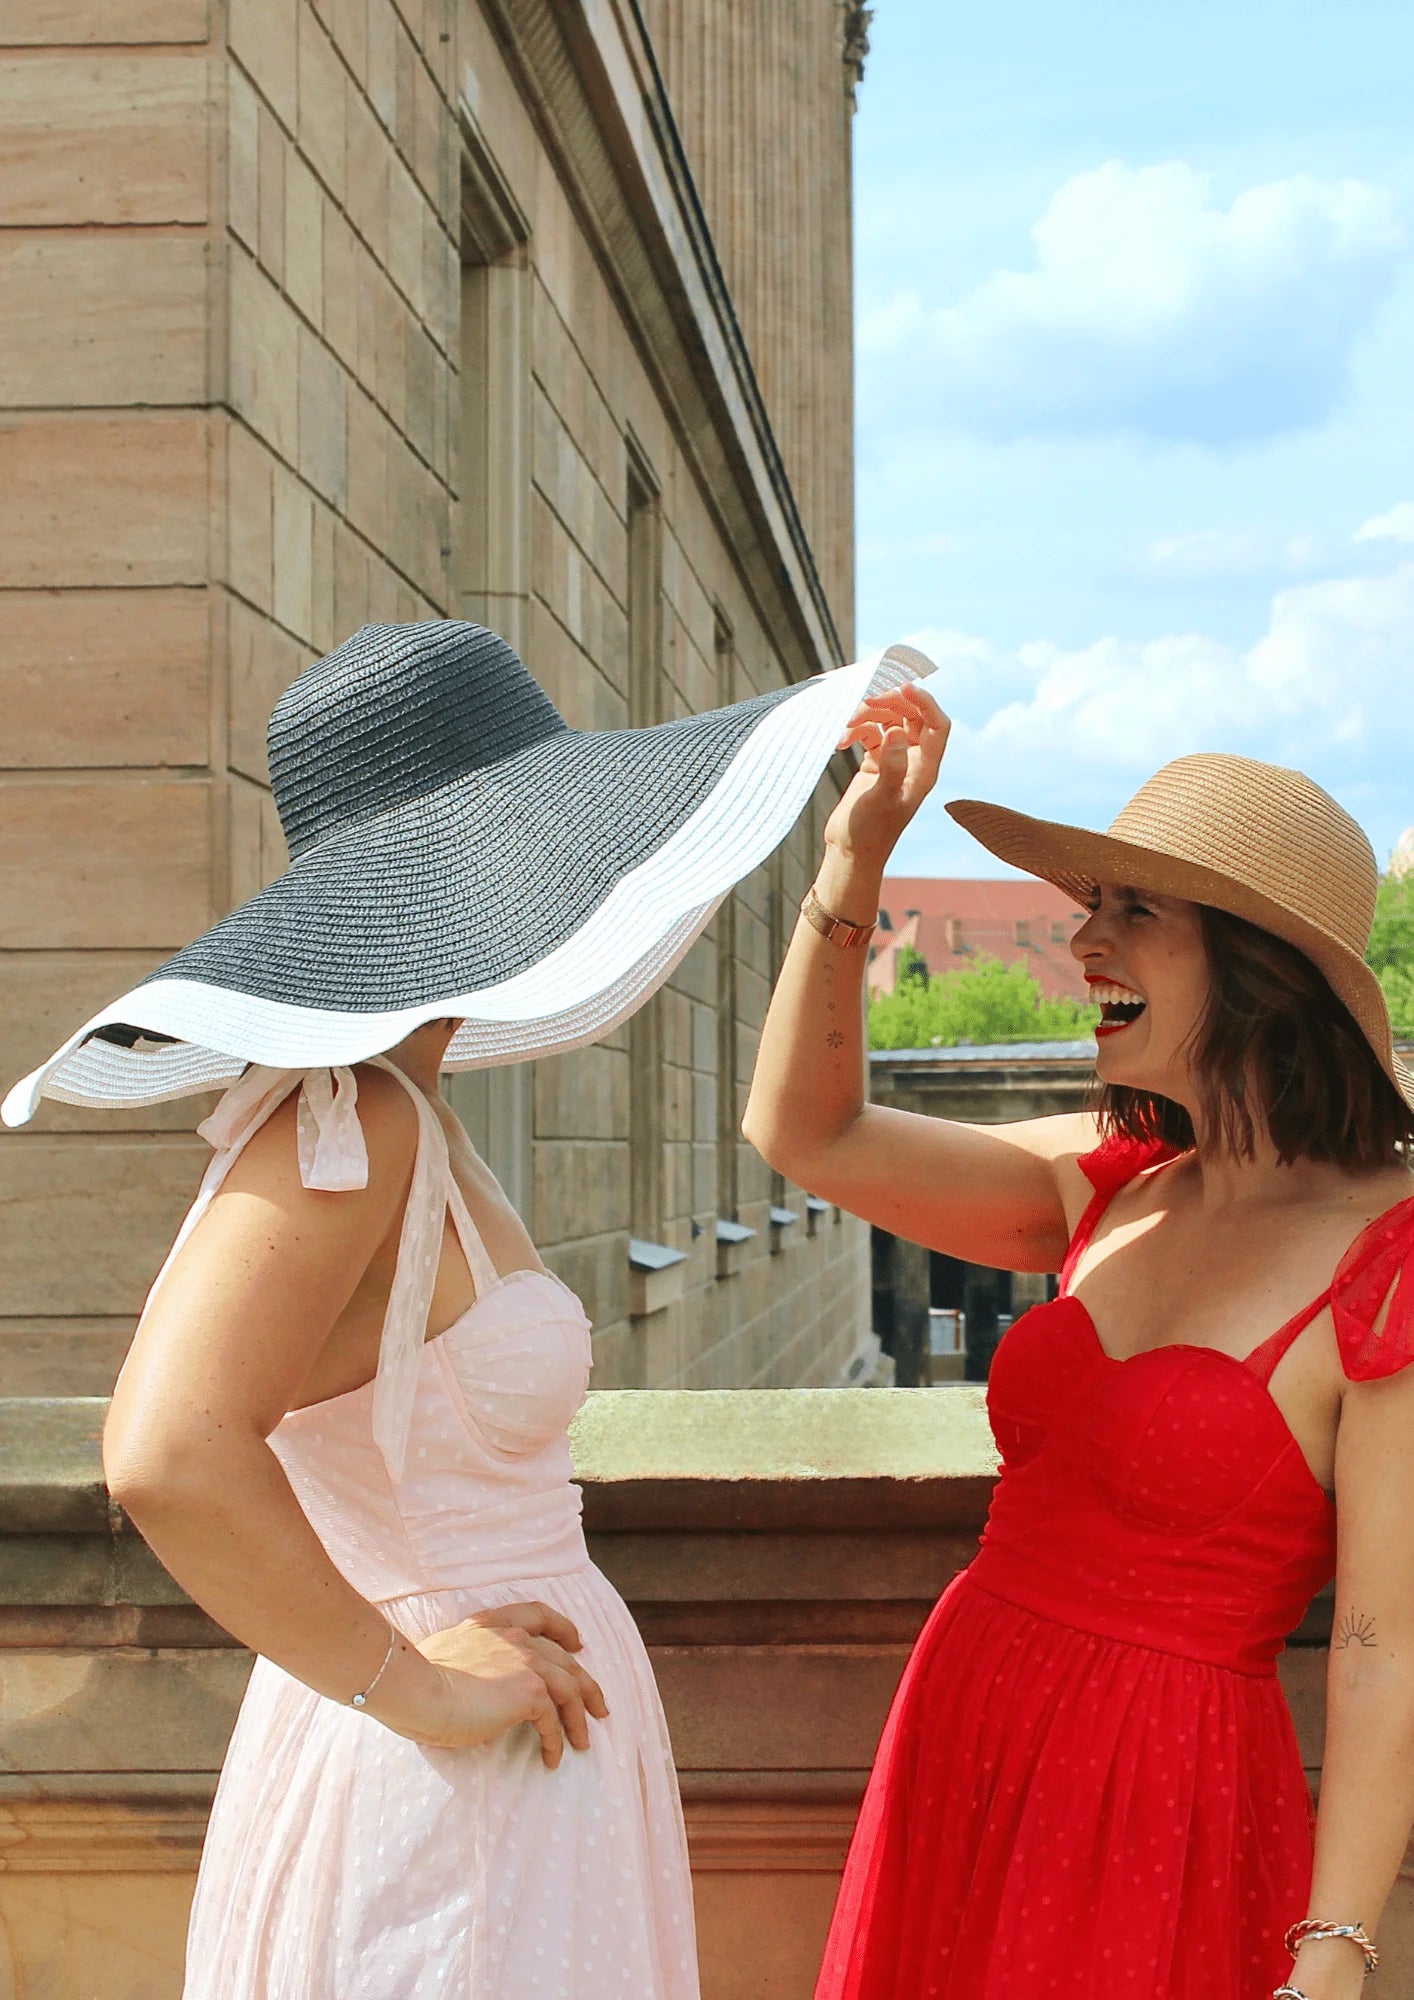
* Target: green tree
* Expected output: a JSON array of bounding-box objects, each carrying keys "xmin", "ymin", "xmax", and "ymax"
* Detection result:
[
  {"xmin": 1368, "ymin": 872, "xmax": 1414, "ymax": 1038},
  {"xmin": 869, "ymin": 953, "xmax": 1099, "ymax": 1052}
]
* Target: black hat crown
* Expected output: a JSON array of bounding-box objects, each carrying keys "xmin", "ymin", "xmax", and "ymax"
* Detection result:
[{"xmin": 269, "ymin": 623, "xmax": 569, "ymax": 861}]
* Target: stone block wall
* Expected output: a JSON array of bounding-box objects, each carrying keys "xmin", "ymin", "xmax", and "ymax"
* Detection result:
[
  {"xmin": 0, "ymin": 4, "xmax": 221, "ymax": 1401},
  {"xmin": 640, "ymin": 0, "xmax": 859, "ymax": 648},
  {"xmin": 450, "ymin": 5, "xmax": 868, "ymax": 1383},
  {"xmin": 0, "ymin": 0, "xmax": 870, "ymax": 1397},
  {"xmin": 220, "ymin": 0, "xmax": 461, "ymax": 903}
]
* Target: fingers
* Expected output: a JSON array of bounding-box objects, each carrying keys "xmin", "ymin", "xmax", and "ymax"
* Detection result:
[
  {"xmin": 430, "ymin": 1610, "xmax": 607, "ymax": 1765},
  {"xmin": 529, "ymin": 1605, "xmax": 583, "ymax": 1652},
  {"xmin": 836, "ymin": 714, "xmax": 883, "ymax": 753},
  {"xmin": 524, "ymin": 1634, "xmax": 610, "ymax": 1724},
  {"xmin": 540, "ymin": 1665, "xmax": 590, "ymax": 1753},
  {"xmin": 520, "ymin": 1643, "xmax": 607, "ymax": 1761},
  {"xmin": 872, "ymin": 724, "xmax": 910, "ymax": 791},
  {"xmin": 839, "ymin": 682, "xmax": 951, "ymax": 755},
  {"xmin": 526, "ymin": 1678, "xmax": 564, "ymax": 1771},
  {"xmin": 471, "ymin": 1600, "xmax": 584, "ymax": 1653}
]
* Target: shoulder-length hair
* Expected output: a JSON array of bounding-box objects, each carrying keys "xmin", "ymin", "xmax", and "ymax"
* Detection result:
[{"xmin": 1094, "ymin": 905, "xmax": 1414, "ymax": 1169}]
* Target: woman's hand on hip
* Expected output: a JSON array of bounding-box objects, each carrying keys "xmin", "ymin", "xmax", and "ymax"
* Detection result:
[
  {"xmin": 827, "ymin": 681, "xmax": 950, "ymax": 869},
  {"xmin": 373, "ymin": 1610, "xmax": 609, "ymax": 1765}
]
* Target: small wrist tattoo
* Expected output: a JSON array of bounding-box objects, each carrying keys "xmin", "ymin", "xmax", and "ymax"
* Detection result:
[{"xmin": 1336, "ymin": 1608, "xmax": 1377, "ymax": 1649}]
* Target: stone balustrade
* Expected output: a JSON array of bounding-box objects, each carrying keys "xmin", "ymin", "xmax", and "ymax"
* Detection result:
[{"xmin": 0, "ymin": 1389, "xmax": 1407, "ymax": 1997}]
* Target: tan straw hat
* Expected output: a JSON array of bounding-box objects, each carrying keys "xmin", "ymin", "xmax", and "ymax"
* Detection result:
[{"xmin": 946, "ymin": 752, "xmax": 1414, "ymax": 1111}]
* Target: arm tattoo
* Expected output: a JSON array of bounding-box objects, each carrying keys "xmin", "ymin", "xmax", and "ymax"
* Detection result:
[{"xmin": 1335, "ymin": 1608, "xmax": 1377, "ymax": 1649}]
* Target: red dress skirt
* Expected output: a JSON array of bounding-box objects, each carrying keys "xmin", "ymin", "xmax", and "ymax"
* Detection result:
[{"xmin": 816, "ymin": 1137, "xmax": 1414, "ymax": 2000}]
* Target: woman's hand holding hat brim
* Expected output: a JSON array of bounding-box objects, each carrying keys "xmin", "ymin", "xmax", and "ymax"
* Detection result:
[{"xmin": 829, "ymin": 680, "xmax": 952, "ymax": 869}]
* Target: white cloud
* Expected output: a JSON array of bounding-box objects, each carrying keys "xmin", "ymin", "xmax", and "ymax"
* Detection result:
[
  {"xmin": 1355, "ymin": 502, "xmax": 1414, "ymax": 544},
  {"xmin": 1129, "ymin": 527, "xmax": 1326, "ymax": 582},
  {"xmin": 858, "ymin": 162, "xmax": 1404, "ymax": 446},
  {"xmin": 889, "ymin": 559, "xmax": 1414, "ymax": 872}
]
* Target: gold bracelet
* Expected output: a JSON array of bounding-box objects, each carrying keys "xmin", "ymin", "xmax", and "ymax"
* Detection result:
[{"xmin": 800, "ymin": 885, "xmax": 876, "ymax": 950}]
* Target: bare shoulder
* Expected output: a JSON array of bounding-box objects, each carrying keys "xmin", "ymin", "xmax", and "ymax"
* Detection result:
[
  {"xmin": 346, "ymin": 1063, "xmax": 422, "ymax": 1188},
  {"xmin": 217, "ymin": 1064, "xmax": 419, "ymax": 1209},
  {"xmin": 989, "ymin": 1110, "xmax": 1102, "ymax": 1224},
  {"xmin": 998, "ymin": 1109, "xmax": 1101, "ymax": 1165}
]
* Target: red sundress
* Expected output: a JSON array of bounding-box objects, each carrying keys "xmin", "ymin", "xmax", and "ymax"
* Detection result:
[{"xmin": 816, "ymin": 1135, "xmax": 1414, "ymax": 2000}]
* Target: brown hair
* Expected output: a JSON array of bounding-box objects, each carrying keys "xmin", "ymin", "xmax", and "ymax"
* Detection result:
[{"xmin": 1095, "ymin": 905, "xmax": 1414, "ymax": 1168}]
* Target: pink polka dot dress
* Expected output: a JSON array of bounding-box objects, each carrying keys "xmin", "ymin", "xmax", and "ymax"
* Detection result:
[
  {"xmin": 816, "ymin": 1135, "xmax": 1414, "ymax": 2000},
  {"xmin": 161, "ymin": 1064, "xmax": 699, "ymax": 2000}
]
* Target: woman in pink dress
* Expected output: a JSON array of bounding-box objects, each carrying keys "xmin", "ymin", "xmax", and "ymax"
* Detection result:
[
  {"xmin": 745, "ymin": 679, "xmax": 1414, "ymax": 2000},
  {"xmin": 4, "ymin": 620, "xmax": 923, "ymax": 1998}
]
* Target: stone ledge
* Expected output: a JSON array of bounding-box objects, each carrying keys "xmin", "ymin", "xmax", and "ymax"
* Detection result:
[
  {"xmin": 582, "ymin": 1389, "xmax": 996, "ymax": 1531},
  {"xmin": 0, "ymin": 1390, "xmax": 1000, "ymax": 1542},
  {"xmin": 0, "ymin": 1397, "xmax": 113, "ymax": 1532}
]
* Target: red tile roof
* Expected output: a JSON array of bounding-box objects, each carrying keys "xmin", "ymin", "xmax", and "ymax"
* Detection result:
[{"xmin": 870, "ymin": 877, "xmax": 1091, "ymax": 1003}]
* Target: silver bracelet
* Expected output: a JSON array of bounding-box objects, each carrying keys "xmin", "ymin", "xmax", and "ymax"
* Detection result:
[
  {"xmin": 350, "ymin": 1624, "xmax": 397, "ymax": 1710},
  {"xmin": 1273, "ymin": 1987, "xmax": 1309, "ymax": 1999}
]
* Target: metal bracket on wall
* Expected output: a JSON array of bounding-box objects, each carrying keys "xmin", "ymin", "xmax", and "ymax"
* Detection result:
[
  {"xmin": 628, "ymin": 1237, "xmax": 688, "ymax": 1318},
  {"xmin": 715, "ymin": 1217, "xmax": 755, "ymax": 1281}
]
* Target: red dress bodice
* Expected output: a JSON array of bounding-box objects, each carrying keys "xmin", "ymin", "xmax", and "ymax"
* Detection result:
[{"xmin": 979, "ymin": 1135, "xmax": 1414, "ymax": 1675}]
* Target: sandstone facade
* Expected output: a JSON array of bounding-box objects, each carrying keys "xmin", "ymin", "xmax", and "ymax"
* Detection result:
[{"xmin": 0, "ymin": 0, "xmax": 870, "ymax": 1397}]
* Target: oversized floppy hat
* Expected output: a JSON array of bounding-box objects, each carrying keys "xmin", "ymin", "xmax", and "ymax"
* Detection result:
[
  {"xmin": 946, "ymin": 751, "xmax": 1414, "ymax": 1110},
  {"xmin": 5, "ymin": 621, "xmax": 932, "ymax": 1125}
]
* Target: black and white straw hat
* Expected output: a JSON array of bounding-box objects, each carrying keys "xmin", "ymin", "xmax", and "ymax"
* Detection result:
[{"xmin": 4, "ymin": 622, "xmax": 930, "ymax": 1124}]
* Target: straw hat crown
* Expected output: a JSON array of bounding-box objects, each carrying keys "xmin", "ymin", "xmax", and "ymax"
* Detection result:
[
  {"xmin": 271, "ymin": 623, "xmax": 568, "ymax": 861},
  {"xmin": 1104, "ymin": 754, "xmax": 1378, "ymax": 955}
]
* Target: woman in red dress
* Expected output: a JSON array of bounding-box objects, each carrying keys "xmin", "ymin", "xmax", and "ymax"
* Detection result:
[{"xmin": 744, "ymin": 682, "xmax": 1414, "ymax": 2000}]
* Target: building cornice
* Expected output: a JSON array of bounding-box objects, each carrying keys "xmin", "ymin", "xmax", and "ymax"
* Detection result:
[{"xmin": 842, "ymin": 3, "xmax": 872, "ymax": 106}]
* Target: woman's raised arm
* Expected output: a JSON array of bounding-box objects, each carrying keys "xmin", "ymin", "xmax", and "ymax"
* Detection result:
[{"xmin": 742, "ymin": 683, "xmax": 1097, "ymax": 1273}]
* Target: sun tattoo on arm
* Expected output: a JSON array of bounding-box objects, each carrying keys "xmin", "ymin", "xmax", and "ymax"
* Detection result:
[{"xmin": 1335, "ymin": 1608, "xmax": 1377, "ymax": 1650}]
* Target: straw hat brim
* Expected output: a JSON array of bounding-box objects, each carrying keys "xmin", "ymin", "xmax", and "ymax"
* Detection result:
[
  {"xmin": 946, "ymin": 797, "xmax": 1414, "ymax": 1112},
  {"xmin": 2, "ymin": 647, "xmax": 930, "ymax": 1126}
]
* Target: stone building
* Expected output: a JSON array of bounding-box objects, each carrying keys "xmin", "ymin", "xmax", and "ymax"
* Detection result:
[{"xmin": 0, "ymin": 0, "xmax": 873, "ymax": 1400}]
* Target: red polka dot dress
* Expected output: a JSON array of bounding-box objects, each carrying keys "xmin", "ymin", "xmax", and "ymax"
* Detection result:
[{"xmin": 816, "ymin": 1136, "xmax": 1414, "ymax": 2000}]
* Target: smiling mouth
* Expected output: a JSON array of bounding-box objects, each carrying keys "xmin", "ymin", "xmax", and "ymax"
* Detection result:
[{"xmin": 1089, "ymin": 980, "xmax": 1147, "ymax": 1035}]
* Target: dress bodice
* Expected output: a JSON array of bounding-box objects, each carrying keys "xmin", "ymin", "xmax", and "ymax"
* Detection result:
[
  {"xmin": 973, "ymin": 1136, "xmax": 1414, "ymax": 1676},
  {"xmin": 269, "ymin": 1266, "xmax": 593, "ymax": 1604},
  {"xmin": 136, "ymin": 1059, "xmax": 594, "ymax": 1605}
]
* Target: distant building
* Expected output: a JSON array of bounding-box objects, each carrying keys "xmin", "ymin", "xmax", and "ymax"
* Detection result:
[
  {"xmin": 1392, "ymin": 827, "xmax": 1414, "ymax": 879},
  {"xmin": 871, "ymin": 877, "xmax": 1091, "ymax": 1002}
]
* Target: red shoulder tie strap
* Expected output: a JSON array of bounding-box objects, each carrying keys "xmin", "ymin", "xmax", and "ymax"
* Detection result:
[
  {"xmin": 1059, "ymin": 1134, "xmax": 1178, "ymax": 1296},
  {"xmin": 1242, "ymin": 1291, "xmax": 1333, "ymax": 1386},
  {"xmin": 1245, "ymin": 1193, "xmax": 1414, "ymax": 1386},
  {"xmin": 1331, "ymin": 1194, "xmax": 1414, "ymax": 1381}
]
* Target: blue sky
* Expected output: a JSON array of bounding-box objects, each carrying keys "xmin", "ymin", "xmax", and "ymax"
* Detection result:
[{"xmin": 853, "ymin": 0, "xmax": 1414, "ymax": 875}]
